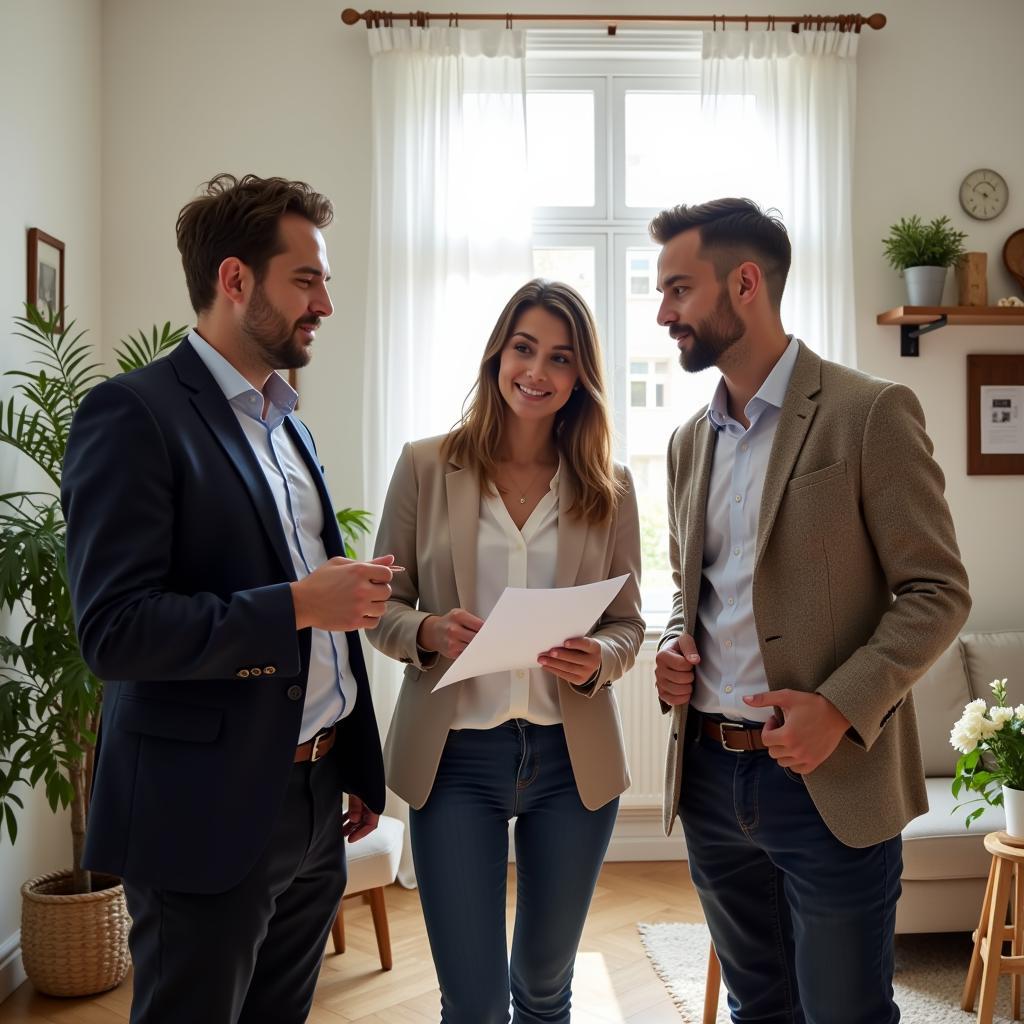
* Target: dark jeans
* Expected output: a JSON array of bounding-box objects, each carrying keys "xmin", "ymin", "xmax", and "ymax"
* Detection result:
[
  {"xmin": 124, "ymin": 742, "xmax": 346, "ymax": 1024},
  {"xmin": 680, "ymin": 716, "xmax": 902, "ymax": 1024},
  {"xmin": 410, "ymin": 720, "xmax": 618, "ymax": 1024}
]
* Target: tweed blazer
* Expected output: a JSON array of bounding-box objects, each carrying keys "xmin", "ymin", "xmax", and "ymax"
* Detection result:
[
  {"xmin": 370, "ymin": 435, "xmax": 645, "ymax": 811},
  {"xmin": 661, "ymin": 342, "xmax": 971, "ymax": 848}
]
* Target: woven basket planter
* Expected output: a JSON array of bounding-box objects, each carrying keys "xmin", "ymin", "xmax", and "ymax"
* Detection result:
[{"xmin": 21, "ymin": 870, "xmax": 131, "ymax": 997}]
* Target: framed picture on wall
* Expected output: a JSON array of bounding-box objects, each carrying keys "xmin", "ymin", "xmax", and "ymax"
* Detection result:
[
  {"xmin": 967, "ymin": 353, "xmax": 1024, "ymax": 475},
  {"xmin": 26, "ymin": 228, "xmax": 65, "ymax": 331}
]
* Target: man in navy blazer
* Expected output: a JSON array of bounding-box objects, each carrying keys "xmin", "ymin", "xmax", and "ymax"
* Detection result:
[{"xmin": 62, "ymin": 174, "xmax": 392, "ymax": 1024}]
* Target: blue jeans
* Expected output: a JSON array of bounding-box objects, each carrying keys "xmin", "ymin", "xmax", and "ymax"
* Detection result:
[
  {"xmin": 680, "ymin": 716, "xmax": 902, "ymax": 1024},
  {"xmin": 410, "ymin": 720, "xmax": 618, "ymax": 1024}
]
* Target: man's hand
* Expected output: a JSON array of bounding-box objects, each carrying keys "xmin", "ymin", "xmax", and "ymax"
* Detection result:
[
  {"xmin": 417, "ymin": 609, "xmax": 484, "ymax": 659},
  {"xmin": 539, "ymin": 636, "xmax": 601, "ymax": 686},
  {"xmin": 290, "ymin": 554, "xmax": 396, "ymax": 632},
  {"xmin": 744, "ymin": 689, "xmax": 850, "ymax": 775},
  {"xmin": 342, "ymin": 795, "xmax": 379, "ymax": 843},
  {"xmin": 655, "ymin": 633, "xmax": 700, "ymax": 706}
]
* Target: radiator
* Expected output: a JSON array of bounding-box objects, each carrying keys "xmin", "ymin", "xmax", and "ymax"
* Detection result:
[{"xmin": 616, "ymin": 640, "xmax": 671, "ymax": 809}]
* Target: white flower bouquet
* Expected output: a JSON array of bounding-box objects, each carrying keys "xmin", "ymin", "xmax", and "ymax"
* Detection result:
[{"xmin": 951, "ymin": 679, "xmax": 1024, "ymax": 829}]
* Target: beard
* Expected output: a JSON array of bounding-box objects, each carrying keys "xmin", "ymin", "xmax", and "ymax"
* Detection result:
[
  {"xmin": 241, "ymin": 283, "xmax": 318, "ymax": 371},
  {"xmin": 671, "ymin": 286, "xmax": 745, "ymax": 373}
]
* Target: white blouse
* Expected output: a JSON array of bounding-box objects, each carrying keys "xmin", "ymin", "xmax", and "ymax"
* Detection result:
[{"xmin": 451, "ymin": 467, "xmax": 563, "ymax": 730}]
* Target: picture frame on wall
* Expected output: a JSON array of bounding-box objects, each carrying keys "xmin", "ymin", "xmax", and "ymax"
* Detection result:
[
  {"xmin": 26, "ymin": 228, "xmax": 65, "ymax": 332},
  {"xmin": 967, "ymin": 353, "xmax": 1024, "ymax": 475}
]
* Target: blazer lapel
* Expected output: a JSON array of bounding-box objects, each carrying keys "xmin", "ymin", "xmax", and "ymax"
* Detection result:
[
  {"xmin": 445, "ymin": 464, "xmax": 480, "ymax": 613},
  {"xmin": 555, "ymin": 468, "xmax": 587, "ymax": 588},
  {"xmin": 171, "ymin": 342, "xmax": 295, "ymax": 578},
  {"xmin": 685, "ymin": 417, "xmax": 716, "ymax": 629},
  {"xmin": 755, "ymin": 343, "xmax": 822, "ymax": 569},
  {"xmin": 284, "ymin": 416, "xmax": 345, "ymax": 558}
]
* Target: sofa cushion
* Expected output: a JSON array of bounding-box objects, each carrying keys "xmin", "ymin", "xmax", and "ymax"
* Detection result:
[
  {"xmin": 902, "ymin": 777, "xmax": 1004, "ymax": 881},
  {"xmin": 962, "ymin": 631, "xmax": 1024, "ymax": 703},
  {"xmin": 912, "ymin": 639, "xmax": 972, "ymax": 776}
]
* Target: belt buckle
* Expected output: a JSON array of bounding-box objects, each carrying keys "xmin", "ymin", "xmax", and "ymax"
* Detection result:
[
  {"xmin": 719, "ymin": 721, "xmax": 747, "ymax": 752},
  {"xmin": 309, "ymin": 730, "xmax": 328, "ymax": 762}
]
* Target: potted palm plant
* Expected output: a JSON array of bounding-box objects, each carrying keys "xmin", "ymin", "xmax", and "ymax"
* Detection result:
[
  {"xmin": 882, "ymin": 214, "xmax": 969, "ymax": 306},
  {"xmin": 0, "ymin": 305, "xmax": 186, "ymax": 996}
]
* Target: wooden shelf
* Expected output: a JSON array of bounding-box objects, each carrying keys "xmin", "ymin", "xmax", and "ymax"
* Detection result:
[
  {"xmin": 878, "ymin": 306, "xmax": 1024, "ymax": 326},
  {"xmin": 876, "ymin": 306, "xmax": 1024, "ymax": 356}
]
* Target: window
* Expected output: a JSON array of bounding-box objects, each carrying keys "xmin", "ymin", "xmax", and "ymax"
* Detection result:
[{"xmin": 526, "ymin": 34, "xmax": 718, "ymax": 623}]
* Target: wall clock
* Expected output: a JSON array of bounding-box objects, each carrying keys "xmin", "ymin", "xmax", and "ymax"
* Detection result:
[{"xmin": 959, "ymin": 168, "xmax": 1009, "ymax": 221}]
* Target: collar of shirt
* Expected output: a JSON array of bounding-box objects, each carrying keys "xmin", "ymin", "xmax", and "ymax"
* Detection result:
[
  {"xmin": 187, "ymin": 328, "xmax": 298, "ymax": 429},
  {"xmin": 705, "ymin": 335, "xmax": 801, "ymax": 434}
]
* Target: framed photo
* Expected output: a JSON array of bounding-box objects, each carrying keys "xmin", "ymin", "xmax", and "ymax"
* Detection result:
[
  {"xmin": 967, "ymin": 353, "xmax": 1024, "ymax": 475},
  {"xmin": 26, "ymin": 228, "xmax": 65, "ymax": 331}
]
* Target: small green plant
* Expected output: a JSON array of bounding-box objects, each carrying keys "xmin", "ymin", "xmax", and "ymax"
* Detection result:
[
  {"xmin": 882, "ymin": 215, "xmax": 968, "ymax": 271},
  {"xmin": 0, "ymin": 306, "xmax": 186, "ymax": 893},
  {"xmin": 335, "ymin": 507, "xmax": 373, "ymax": 558}
]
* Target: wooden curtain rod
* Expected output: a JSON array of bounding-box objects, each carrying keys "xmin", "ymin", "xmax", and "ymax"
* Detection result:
[{"xmin": 341, "ymin": 9, "xmax": 886, "ymax": 31}]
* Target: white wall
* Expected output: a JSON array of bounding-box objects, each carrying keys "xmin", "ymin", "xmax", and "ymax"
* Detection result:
[{"xmin": 0, "ymin": 0, "xmax": 103, "ymax": 993}]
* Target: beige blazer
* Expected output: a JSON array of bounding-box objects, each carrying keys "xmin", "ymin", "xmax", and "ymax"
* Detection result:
[
  {"xmin": 370, "ymin": 435, "xmax": 645, "ymax": 811},
  {"xmin": 661, "ymin": 342, "xmax": 971, "ymax": 847}
]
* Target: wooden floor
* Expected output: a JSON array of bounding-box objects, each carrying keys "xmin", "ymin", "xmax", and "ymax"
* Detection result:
[{"xmin": 0, "ymin": 862, "xmax": 702, "ymax": 1023}]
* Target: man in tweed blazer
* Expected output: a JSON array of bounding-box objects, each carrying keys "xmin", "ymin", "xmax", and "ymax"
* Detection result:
[{"xmin": 652, "ymin": 199, "xmax": 970, "ymax": 1023}]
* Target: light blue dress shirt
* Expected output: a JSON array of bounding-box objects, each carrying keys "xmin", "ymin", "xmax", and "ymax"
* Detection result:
[
  {"xmin": 187, "ymin": 330, "xmax": 355, "ymax": 741},
  {"xmin": 692, "ymin": 337, "xmax": 800, "ymax": 723}
]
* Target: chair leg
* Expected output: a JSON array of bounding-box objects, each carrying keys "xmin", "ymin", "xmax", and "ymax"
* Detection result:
[
  {"xmin": 1014, "ymin": 862, "xmax": 1023, "ymax": 1021},
  {"xmin": 703, "ymin": 941, "xmax": 721, "ymax": 1024},
  {"xmin": 366, "ymin": 886, "xmax": 393, "ymax": 971},
  {"xmin": 980, "ymin": 856, "xmax": 1014, "ymax": 1024},
  {"xmin": 331, "ymin": 899, "xmax": 346, "ymax": 955},
  {"xmin": 965, "ymin": 856, "xmax": 998, "ymax": 1011}
]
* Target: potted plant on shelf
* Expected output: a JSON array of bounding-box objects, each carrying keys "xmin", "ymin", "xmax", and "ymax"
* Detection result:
[
  {"xmin": 0, "ymin": 306, "xmax": 186, "ymax": 997},
  {"xmin": 951, "ymin": 677, "xmax": 1024, "ymax": 836},
  {"xmin": 882, "ymin": 214, "xmax": 968, "ymax": 307}
]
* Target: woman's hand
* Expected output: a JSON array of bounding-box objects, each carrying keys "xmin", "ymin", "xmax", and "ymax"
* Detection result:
[
  {"xmin": 417, "ymin": 609, "xmax": 484, "ymax": 659},
  {"xmin": 539, "ymin": 636, "xmax": 602, "ymax": 686}
]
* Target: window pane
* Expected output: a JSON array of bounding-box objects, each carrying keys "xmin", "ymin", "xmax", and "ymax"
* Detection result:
[
  {"xmin": 527, "ymin": 92, "xmax": 595, "ymax": 207},
  {"xmin": 624, "ymin": 245, "xmax": 717, "ymax": 618},
  {"xmin": 531, "ymin": 247, "xmax": 597, "ymax": 313},
  {"xmin": 624, "ymin": 92, "xmax": 701, "ymax": 209},
  {"xmin": 630, "ymin": 381, "xmax": 646, "ymax": 407},
  {"xmin": 629, "ymin": 360, "xmax": 647, "ymax": 375}
]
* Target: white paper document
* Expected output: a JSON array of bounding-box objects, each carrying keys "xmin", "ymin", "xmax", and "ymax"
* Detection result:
[
  {"xmin": 431, "ymin": 574, "xmax": 630, "ymax": 692},
  {"xmin": 981, "ymin": 385, "xmax": 1024, "ymax": 454}
]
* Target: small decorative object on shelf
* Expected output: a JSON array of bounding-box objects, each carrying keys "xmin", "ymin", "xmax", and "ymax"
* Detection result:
[
  {"xmin": 997, "ymin": 296, "xmax": 1024, "ymax": 307},
  {"xmin": 951, "ymin": 678, "xmax": 1023, "ymax": 836},
  {"xmin": 882, "ymin": 215, "xmax": 968, "ymax": 307},
  {"xmin": 955, "ymin": 251, "xmax": 988, "ymax": 306}
]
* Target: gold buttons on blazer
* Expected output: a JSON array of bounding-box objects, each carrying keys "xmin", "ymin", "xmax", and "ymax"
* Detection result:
[
  {"xmin": 264, "ymin": 666, "xmax": 276, "ymax": 675},
  {"xmin": 236, "ymin": 669, "xmax": 251, "ymax": 678},
  {"xmin": 250, "ymin": 667, "xmax": 262, "ymax": 677}
]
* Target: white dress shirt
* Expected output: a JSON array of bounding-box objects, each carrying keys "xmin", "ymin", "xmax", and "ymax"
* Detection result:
[
  {"xmin": 693, "ymin": 337, "xmax": 800, "ymax": 723},
  {"xmin": 187, "ymin": 330, "xmax": 355, "ymax": 741},
  {"xmin": 452, "ymin": 468, "xmax": 563, "ymax": 730}
]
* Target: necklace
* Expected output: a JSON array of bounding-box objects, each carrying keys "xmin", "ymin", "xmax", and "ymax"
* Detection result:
[{"xmin": 502, "ymin": 463, "xmax": 548, "ymax": 505}]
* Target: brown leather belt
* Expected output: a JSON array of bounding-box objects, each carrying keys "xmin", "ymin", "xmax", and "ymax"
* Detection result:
[
  {"xmin": 701, "ymin": 718, "xmax": 769, "ymax": 752},
  {"xmin": 294, "ymin": 725, "xmax": 336, "ymax": 764}
]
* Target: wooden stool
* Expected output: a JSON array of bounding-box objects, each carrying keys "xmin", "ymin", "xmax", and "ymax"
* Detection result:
[{"xmin": 962, "ymin": 830, "xmax": 1024, "ymax": 1022}]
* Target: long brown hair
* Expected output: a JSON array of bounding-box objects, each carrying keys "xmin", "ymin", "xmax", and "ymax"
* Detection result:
[{"xmin": 443, "ymin": 279, "xmax": 623, "ymax": 524}]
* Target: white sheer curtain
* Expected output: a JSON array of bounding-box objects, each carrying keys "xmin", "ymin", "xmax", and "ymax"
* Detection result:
[
  {"xmin": 701, "ymin": 29, "xmax": 859, "ymax": 366},
  {"xmin": 362, "ymin": 27, "xmax": 532, "ymax": 885}
]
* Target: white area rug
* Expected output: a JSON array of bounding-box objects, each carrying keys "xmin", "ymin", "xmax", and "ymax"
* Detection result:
[{"xmin": 638, "ymin": 921, "xmax": 1016, "ymax": 1023}]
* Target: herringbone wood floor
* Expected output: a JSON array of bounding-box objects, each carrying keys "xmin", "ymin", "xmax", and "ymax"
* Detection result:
[{"xmin": 0, "ymin": 862, "xmax": 702, "ymax": 1023}]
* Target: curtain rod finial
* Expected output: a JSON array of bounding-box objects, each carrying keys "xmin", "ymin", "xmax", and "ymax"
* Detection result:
[
  {"xmin": 341, "ymin": 8, "xmax": 362, "ymax": 25},
  {"xmin": 867, "ymin": 12, "xmax": 887, "ymax": 29}
]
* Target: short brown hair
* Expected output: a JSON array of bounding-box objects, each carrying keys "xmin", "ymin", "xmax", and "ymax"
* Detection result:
[
  {"xmin": 176, "ymin": 173, "xmax": 334, "ymax": 313},
  {"xmin": 649, "ymin": 197, "xmax": 791, "ymax": 308}
]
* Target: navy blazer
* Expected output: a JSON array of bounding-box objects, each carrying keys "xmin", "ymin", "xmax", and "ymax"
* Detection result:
[{"xmin": 61, "ymin": 339, "xmax": 385, "ymax": 894}]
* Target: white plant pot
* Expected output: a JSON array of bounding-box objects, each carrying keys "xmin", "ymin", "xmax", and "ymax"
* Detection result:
[
  {"xmin": 1004, "ymin": 785, "xmax": 1024, "ymax": 839},
  {"xmin": 903, "ymin": 265, "xmax": 948, "ymax": 306}
]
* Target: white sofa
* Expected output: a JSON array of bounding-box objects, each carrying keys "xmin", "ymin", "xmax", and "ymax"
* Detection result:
[{"xmin": 897, "ymin": 630, "xmax": 1024, "ymax": 933}]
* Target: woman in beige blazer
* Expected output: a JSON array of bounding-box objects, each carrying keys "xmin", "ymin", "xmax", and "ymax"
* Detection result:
[{"xmin": 370, "ymin": 279, "xmax": 644, "ymax": 1024}]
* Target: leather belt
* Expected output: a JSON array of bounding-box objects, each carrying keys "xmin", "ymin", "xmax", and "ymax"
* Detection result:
[
  {"xmin": 701, "ymin": 718, "xmax": 769, "ymax": 752},
  {"xmin": 294, "ymin": 725, "xmax": 336, "ymax": 764}
]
